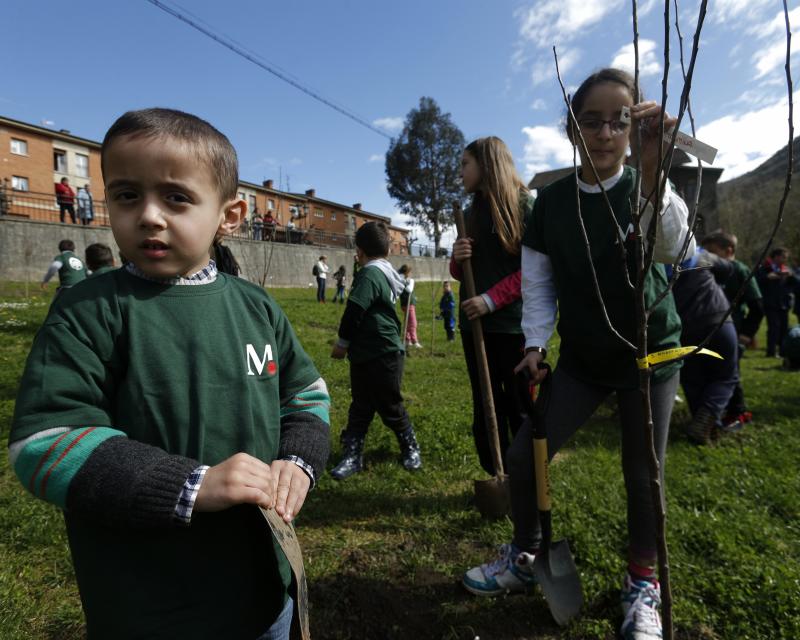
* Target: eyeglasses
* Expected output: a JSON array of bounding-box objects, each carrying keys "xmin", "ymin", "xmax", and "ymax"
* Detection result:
[{"xmin": 577, "ymin": 118, "xmax": 630, "ymax": 136}]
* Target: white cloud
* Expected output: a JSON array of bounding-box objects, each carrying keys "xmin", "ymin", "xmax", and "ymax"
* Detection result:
[
  {"xmin": 531, "ymin": 98, "xmax": 547, "ymax": 110},
  {"xmin": 515, "ymin": 0, "xmax": 624, "ymax": 48},
  {"xmin": 610, "ymin": 39, "xmax": 662, "ymax": 77},
  {"xmin": 531, "ymin": 47, "xmax": 581, "ymax": 86},
  {"xmin": 368, "ymin": 154, "xmax": 384, "ymax": 163},
  {"xmin": 638, "ymin": 0, "xmax": 660, "ymax": 16},
  {"xmin": 748, "ymin": 7, "xmax": 800, "ymax": 78},
  {"xmin": 521, "ymin": 125, "xmax": 576, "ymax": 178},
  {"xmin": 373, "ymin": 116, "xmax": 404, "ymax": 133},
  {"xmin": 712, "ymin": 0, "xmax": 772, "ymax": 24},
  {"xmin": 696, "ymin": 89, "xmax": 798, "ymax": 181}
]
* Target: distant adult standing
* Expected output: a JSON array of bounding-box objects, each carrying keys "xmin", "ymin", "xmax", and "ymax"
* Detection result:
[
  {"xmin": 55, "ymin": 177, "xmax": 76, "ymax": 224},
  {"xmin": 77, "ymin": 185, "xmax": 94, "ymax": 225},
  {"xmin": 757, "ymin": 247, "xmax": 795, "ymax": 358},
  {"xmin": 251, "ymin": 211, "xmax": 264, "ymax": 241},
  {"xmin": 264, "ymin": 210, "xmax": 278, "ymax": 240},
  {"xmin": 314, "ymin": 255, "xmax": 330, "ymax": 302}
]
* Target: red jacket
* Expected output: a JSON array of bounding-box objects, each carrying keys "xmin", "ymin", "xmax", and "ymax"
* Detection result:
[
  {"xmin": 55, "ymin": 182, "xmax": 75, "ymax": 205},
  {"xmin": 449, "ymin": 257, "xmax": 521, "ymax": 310}
]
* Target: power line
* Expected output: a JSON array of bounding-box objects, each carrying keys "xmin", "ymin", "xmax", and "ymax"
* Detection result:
[{"xmin": 144, "ymin": 0, "xmax": 393, "ymax": 139}]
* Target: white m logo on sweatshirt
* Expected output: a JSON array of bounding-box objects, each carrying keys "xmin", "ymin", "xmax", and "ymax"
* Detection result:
[{"xmin": 246, "ymin": 344, "xmax": 275, "ymax": 376}]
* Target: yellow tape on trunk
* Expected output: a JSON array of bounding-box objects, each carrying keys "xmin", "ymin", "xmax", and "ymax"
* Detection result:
[{"xmin": 636, "ymin": 346, "xmax": 723, "ymax": 370}]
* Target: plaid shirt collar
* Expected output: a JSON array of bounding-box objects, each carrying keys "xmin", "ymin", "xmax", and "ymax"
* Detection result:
[{"xmin": 125, "ymin": 260, "xmax": 218, "ymax": 285}]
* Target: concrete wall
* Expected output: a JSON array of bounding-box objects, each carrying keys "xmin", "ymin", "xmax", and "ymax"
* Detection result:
[{"xmin": 0, "ymin": 218, "xmax": 451, "ymax": 286}]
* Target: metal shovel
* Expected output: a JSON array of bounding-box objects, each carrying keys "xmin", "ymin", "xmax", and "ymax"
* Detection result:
[
  {"xmin": 519, "ymin": 367, "xmax": 583, "ymax": 626},
  {"xmin": 454, "ymin": 204, "xmax": 510, "ymax": 519}
]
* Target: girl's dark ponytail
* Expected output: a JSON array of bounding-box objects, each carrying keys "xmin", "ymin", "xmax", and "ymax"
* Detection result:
[{"xmin": 214, "ymin": 240, "xmax": 241, "ymax": 277}]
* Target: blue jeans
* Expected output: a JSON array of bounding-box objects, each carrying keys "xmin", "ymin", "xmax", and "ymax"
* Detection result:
[
  {"xmin": 255, "ymin": 596, "xmax": 293, "ymax": 640},
  {"xmin": 316, "ymin": 276, "xmax": 326, "ymax": 302},
  {"xmin": 680, "ymin": 321, "xmax": 739, "ymax": 421}
]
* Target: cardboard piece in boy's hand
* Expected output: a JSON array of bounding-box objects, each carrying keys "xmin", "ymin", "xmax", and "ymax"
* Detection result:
[{"xmin": 260, "ymin": 507, "xmax": 311, "ymax": 640}]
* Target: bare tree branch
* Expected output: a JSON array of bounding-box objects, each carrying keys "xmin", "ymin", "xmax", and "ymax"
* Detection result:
[
  {"xmin": 652, "ymin": 0, "xmax": 794, "ymax": 372},
  {"xmin": 644, "ymin": 0, "xmax": 710, "ymax": 317},
  {"xmin": 553, "ymin": 48, "xmax": 637, "ymax": 351},
  {"xmin": 551, "ymin": 50, "xmax": 635, "ymax": 292},
  {"xmin": 646, "ymin": 0, "xmax": 710, "ymax": 313}
]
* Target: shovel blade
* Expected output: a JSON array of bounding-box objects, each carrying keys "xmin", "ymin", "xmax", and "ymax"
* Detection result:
[
  {"xmin": 533, "ymin": 539, "xmax": 583, "ymax": 627},
  {"xmin": 473, "ymin": 475, "xmax": 510, "ymax": 519}
]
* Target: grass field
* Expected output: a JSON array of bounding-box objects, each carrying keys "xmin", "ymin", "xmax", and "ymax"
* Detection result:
[{"xmin": 0, "ymin": 280, "xmax": 798, "ymax": 639}]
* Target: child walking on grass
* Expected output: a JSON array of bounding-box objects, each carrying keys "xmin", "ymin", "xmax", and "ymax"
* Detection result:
[{"xmin": 330, "ymin": 223, "xmax": 422, "ymax": 480}]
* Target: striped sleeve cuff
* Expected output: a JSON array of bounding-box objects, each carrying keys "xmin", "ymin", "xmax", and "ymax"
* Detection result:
[
  {"xmin": 174, "ymin": 465, "xmax": 210, "ymax": 525},
  {"xmin": 280, "ymin": 377, "xmax": 331, "ymax": 424},
  {"xmin": 11, "ymin": 426, "xmax": 127, "ymax": 509}
]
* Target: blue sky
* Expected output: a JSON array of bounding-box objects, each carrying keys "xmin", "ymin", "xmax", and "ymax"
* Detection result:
[{"xmin": 3, "ymin": 0, "xmax": 797, "ymax": 242}]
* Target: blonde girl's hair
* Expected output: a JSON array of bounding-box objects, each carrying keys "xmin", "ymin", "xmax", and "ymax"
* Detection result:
[{"xmin": 465, "ymin": 137, "xmax": 527, "ymax": 255}]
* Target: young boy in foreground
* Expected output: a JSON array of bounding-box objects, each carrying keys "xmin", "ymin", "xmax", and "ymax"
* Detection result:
[{"xmin": 9, "ymin": 108, "xmax": 330, "ymax": 639}]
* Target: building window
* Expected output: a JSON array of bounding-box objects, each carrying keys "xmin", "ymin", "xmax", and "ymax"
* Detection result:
[
  {"xmin": 12, "ymin": 176, "xmax": 29, "ymax": 191},
  {"xmin": 248, "ymin": 195, "xmax": 257, "ymax": 211},
  {"xmin": 54, "ymin": 149, "xmax": 67, "ymax": 173},
  {"xmin": 10, "ymin": 138, "xmax": 28, "ymax": 155},
  {"xmin": 268, "ymin": 199, "xmax": 275, "ymax": 210},
  {"xmin": 331, "ymin": 211, "xmax": 337, "ymax": 221},
  {"xmin": 75, "ymin": 154, "xmax": 89, "ymax": 178},
  {"xmin": 238, "ymin": 192, "xmax": 246, "ymax": 201},
  {"xmin": 314, "ymin": 208, "xmax": 324, "ymax": 218}
]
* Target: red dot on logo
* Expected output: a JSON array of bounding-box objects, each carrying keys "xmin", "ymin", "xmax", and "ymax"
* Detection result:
[{"xmin": 267, "ymin": 361, "xmax": 277, "ymax": 375}]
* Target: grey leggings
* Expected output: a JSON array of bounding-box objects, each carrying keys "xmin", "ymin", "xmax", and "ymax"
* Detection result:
[{"xmin": 507, "ymin": 365, "xmax": 679, "ymax": 562}]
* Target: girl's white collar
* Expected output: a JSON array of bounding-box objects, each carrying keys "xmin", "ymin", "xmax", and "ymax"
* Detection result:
[{"xmin": 577, "ymin": 166, "xmax": 624, "ymax": 193}]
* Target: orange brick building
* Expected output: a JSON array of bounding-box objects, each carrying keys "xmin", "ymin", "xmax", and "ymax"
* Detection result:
[{"xmin": 0, "ymin": 115, "xmax": 410, "ymax": 254}]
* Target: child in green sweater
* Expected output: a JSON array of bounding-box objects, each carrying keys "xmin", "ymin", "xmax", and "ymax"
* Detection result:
[
  {"xmin": 9, "ymin": 108, "xmax": 330, "ymax": 640},
  {"xmin": 41, "ymin": 238, "xmax": 86, "ymax": 291},
  {"xmin": 463, "ymin": 69, "xmax": 693, "ymax": 640},
  {"xmin": 329, "ymin": 222, "xmax": 422, "ymax": 479}
]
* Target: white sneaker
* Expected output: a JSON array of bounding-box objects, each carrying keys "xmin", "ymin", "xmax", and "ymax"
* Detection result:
[
  {"xmin": 413, "ymin": 342, "xmax": 423, "ymax": 349},
  {"xmin": 620, "ymin": 573, "xmax": 662, "ymax": 640},
  {"xmin": 462, "ymin": 544, "xmax": 537, "ymax": 596}
]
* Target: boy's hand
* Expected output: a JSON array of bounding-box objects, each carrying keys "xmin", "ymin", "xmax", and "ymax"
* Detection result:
[
  {"xmin": 453, "ymin": 237, "xmax": 474, "ymax": 263},
  {"xmin": 270, "ymin": 460, "xmax": 311, "ymax": 522},
  {"xmin": 461, "ymin": 295, "xmax": 489, "ymax": 320},
  {"xmin": 194, "ymin": 452, "xmax": 275, "ymax": 513},
  {"xmin": 40, "ymin": 282, "xmax": 48, "ymax": 290},
  {"xmin": 331, "ymin": 344, "xmax": 347, "ymax": 359}
]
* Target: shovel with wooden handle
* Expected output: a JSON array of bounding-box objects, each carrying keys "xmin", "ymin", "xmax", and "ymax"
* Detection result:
[
  {"xmin": 454, "ymin": 203, "xmax": 510, "ymax": 519},
  {"xmin": 518, "ymin": 365, "xmax": 583, "ymax": 626}
]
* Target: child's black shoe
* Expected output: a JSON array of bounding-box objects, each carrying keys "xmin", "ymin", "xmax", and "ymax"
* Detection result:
[
  {"xmin": 330, "ymin": 434, "xmax": 365, "ymax": 480},
  {"xmin": 396, "ymin": 427, "xmax": 422, "ymax": 471}
]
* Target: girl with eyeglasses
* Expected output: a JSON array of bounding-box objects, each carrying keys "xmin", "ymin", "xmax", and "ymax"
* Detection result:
[{"xmin": 462, "ymin": 68, "xmax": 694, "ymax": 640}]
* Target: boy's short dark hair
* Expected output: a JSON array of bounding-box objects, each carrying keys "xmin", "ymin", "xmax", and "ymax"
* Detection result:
[
  {"xmin": 101, "ymin": 108, "xmax": 239, "ymax": 202},
  {"xmin": 770, "ymin": 247, "xmax": 788, "ymax": 259},
  {"xmin": 398, "ymin": 264, "xmax": 410, "ymax": 275},
  {"xmin": 85, "ymin": 243, "xmax": 114, "ymax": 271},
  {"xmin": 58, "ymin": 239, "xmax": 75, "ymax": 252},
  {"xmin": 701, "ymin": 229, "xmax": 737, "ymax": 251},
  {"xmin": 355, "ymin": 222, "xmax": 390, "ymax": 258}
]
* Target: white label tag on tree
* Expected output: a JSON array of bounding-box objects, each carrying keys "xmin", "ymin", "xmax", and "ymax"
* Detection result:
[
  {"xmin": 664, "ymin": 128, "xmax": 718, "ymax": 164},
  {"xmin": 620, "ymin": 106, "xmax": 631, "ymax": 124}
]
